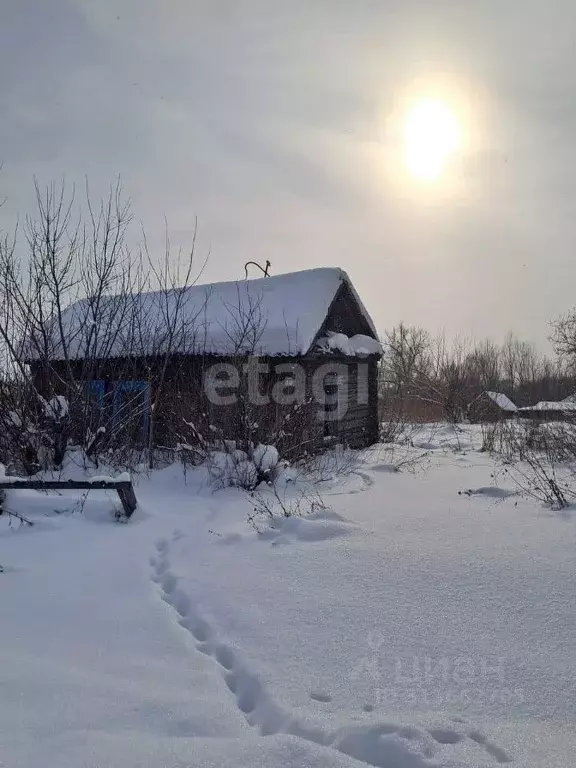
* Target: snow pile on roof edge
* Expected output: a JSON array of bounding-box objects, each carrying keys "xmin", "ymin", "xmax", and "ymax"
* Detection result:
[{"xmin": 316, "ymin": 331, "xmax": 383, "ymax": 357}]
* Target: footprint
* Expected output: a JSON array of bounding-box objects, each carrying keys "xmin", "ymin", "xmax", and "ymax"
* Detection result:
[
  {"xmin": 362, "ymin": 704, "xmax": 374, "ymax": 713},
  {"xmin": 171, "ymin": 590, "xmax": 191, "ymax": 618},
  {"xmin": 196, "ymin": 641, "xmax": 213, "ymax": 655},
  {"xmin": 180, "ymin": 614, "xmax": 210, "ymax": 643},
  {"xmin": 486, "ymin": 744, "xmax": 512, "ymax": 763},
  {"xmin": 310, "ymin": 691, "xmax": 332, "ymax": 703},
  {"xmin": 428, "ymin": 728, "xmax": 464, "ymax": 745},
  {"xmin": 193, "ymin": 619, "xmax": 210, "ymax": 643},
  {"xmin": 237, "ymin": 687, "xmax": 257, "ymax": 714},
  {"xmin": 225, "ymin": 672, "xmax": 238, "ymax": 694},
  {"xmin": 155, "ymin": 538, "xmax": 168, "ymax": 553},
  {"xmin": 172, "ymin": 528, "xmax": 185, "ymax": 541},
  {"xmin": 468, "ymin": 731, "xmax": 512, "ymax": 763},
  {"xmin": 155, "ymin": 558, "xmax": 169, "ymax": 575},
  {"xmin": 161, "ymin": 571, "xmax": 177, "ymax": 594},
  {"xmin": 215, "ymin": 644, "xmax": 235, "ymax": 671}
]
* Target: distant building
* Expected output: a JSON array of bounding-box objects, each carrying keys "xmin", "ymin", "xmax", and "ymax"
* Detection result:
[
  {"xmin": 517, "ymin": 400, "xmax": 576, "ymax": 421},
  {"xmin": 467, "ymin": 391, "xmax": 518, "ymax": 423}
]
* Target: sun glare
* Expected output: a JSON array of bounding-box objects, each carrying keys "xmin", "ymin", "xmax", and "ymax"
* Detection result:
[{"xmin": 404, "ymin": 99, "xmax": 461, "ymax": 181}]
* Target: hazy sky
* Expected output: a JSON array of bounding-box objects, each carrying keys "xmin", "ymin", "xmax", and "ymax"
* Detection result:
[{"xmin": 2, "ymin": 1, "xmax": 575, "ymax": 349}]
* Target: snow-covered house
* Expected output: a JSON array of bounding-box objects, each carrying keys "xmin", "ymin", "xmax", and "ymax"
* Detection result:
[
  {"xmin": 467, "ymin": 391, "xmax": 518, "ymax": 423},
  {"xmin": 517, "ymin": 399, "xmax": 576, "ymax": 421},
  {"xmin": 26, "ymin": 268, "xmax": 383, "ymax": 456}
]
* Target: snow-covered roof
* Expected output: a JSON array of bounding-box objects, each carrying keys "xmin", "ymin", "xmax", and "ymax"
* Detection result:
[
  {"xmin": 519, "ymin": 400, "xmax": 576, "ymax": 412},
  {"xmin": 29, "ymin": 267, "xmax": 379, "ymax": 360},
  {"xmin": 485, "ymin": 391, "xmax": 517, "ymax": 411}
]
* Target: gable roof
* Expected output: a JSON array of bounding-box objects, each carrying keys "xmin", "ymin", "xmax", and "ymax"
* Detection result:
[
  {"xmin": 485, "ymin": 391, "xmax": 517, "ymax": 411},
  {"xmin": 29, "ymin": 267, "xmax": 379, "ymax": 360}
]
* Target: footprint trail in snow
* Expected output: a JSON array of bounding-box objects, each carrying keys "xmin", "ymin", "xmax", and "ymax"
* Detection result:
[{"xmin": 150, "ymin": 534, "xmax": 512, "ymax": 767}]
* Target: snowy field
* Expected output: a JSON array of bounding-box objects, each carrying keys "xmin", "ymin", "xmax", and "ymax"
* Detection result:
[{"xmin": 1, "ymin": 424, "xmax": 575, "ymax": 768}]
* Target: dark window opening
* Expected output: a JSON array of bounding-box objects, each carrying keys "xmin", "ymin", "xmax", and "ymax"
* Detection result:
[{"xmin": 323, "ymin": 372, "xmax": 340, "ymax": 438}]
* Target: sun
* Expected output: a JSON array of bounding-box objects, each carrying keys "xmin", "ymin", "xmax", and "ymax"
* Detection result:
[{"xmin": 404, "ymin": 99, "xmax": 461, "ymax": 181}]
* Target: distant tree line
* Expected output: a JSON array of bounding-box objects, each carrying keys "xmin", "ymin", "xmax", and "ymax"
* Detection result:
[{"xmin": 379, "ymin": 323, "xmax": 576, "ymax": 425}]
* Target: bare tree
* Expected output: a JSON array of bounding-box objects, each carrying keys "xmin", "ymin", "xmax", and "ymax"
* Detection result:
[
  {"xmin": 379, "ymin": 324, "xmax": 431, "ymax": 435},
  {"xmin": 138, "ymin": 219, "xmax": 209, "ymax": 469},
  {"xmin": 0, "ymin": 178, "xmax": 211, "ymax": 474},
  {"xmin": 551, "ymin": 311, "xmax": 576, "ymax": 368}
]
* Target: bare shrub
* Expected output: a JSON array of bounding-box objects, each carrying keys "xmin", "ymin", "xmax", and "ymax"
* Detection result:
[
  {"xmin": 247, "ymin": 482, "xmax": 329, "ymax": 532},
  {"xmin": 379, "ymin": 402, "xmax": 412, "ymax": 444},
  {"xmin": 379, "ymin": 417, "xmax": 404, "ymax": 444},
  {"xmin": 298, "ymin": 443, "xmax": 364, "ymax": 484},
  {"xmin": 500, "ymin": 453, "xmax": 572, "ymax": 510},
  {"xmin": 480, "ymin": 419, "xmax": 517, "ymax": 458},
  {"xmin": 490, "ymin": 419, "xmax": 576, "ymax": 509}
]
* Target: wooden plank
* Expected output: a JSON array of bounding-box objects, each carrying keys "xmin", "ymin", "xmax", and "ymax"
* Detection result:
[
  {"xmin": 0, "ymin": 479, "xmax": 131, "ymax": 490},
  {"xmin": 117, "ymin": 485, "xmax": 138, "ymax": 518},
  {"xmin": 0, "ymin": 478, "xmax": 138, "ymax": 520}
]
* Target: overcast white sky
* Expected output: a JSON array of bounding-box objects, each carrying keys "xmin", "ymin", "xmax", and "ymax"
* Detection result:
[{"xmin": 2, "ymin": 0, "xmax": 575, "ymax": 349}]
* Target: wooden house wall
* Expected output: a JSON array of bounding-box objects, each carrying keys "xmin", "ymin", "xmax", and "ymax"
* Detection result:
[
  {"xmin": 467, "ymin": 394, "xmax": 510, "ymax": 424},
  {"xmin": 31, "ymin": 353, "xmax": 380, "ymax": 454}
]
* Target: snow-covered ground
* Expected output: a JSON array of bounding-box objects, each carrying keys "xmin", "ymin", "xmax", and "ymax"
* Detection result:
[{"xmin": 1, "ymin": 425, "xmax": 575, "ymax": 768}]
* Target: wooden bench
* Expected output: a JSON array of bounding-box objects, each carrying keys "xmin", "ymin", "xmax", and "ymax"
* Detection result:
[{"xmin": 0, "ymin": 477, "xmax": 138, "ymax": 519}]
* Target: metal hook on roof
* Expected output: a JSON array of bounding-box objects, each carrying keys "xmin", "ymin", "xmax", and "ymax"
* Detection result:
[{"xmin": 244, "ymin": 260, "xmax": 271, "ymax": 279}]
